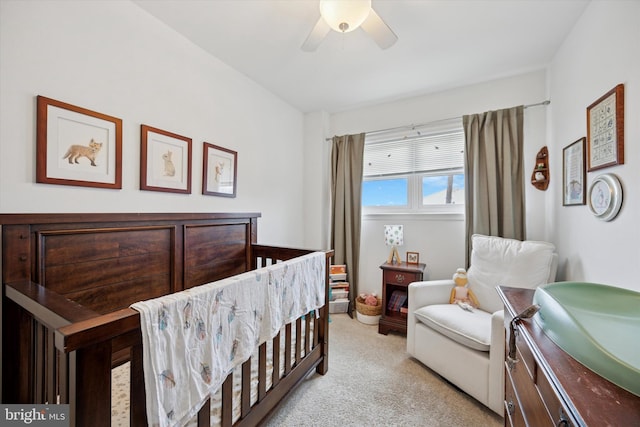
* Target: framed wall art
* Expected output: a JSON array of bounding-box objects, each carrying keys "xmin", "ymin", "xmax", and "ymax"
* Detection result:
[
  {"xmin": 36, "ymin": 95, "xmax": 122, "ymax": 189},
  {"xmin": 202, "ymin": 142, "xmax": 237, "ymax": 197},
  {"xmin": 562, "ymin": 137, "xmax": 586, "ymax": 206},
  {"xmin": 140, "ymin": 125, "xmax": 192, "ymax": 194},
  {"xmin": 587, "ymin": 84, "xmax": 624, "ymax": 171}
]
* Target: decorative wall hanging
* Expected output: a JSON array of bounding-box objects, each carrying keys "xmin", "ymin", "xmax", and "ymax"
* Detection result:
[
  {"xmin": 202, "ymin": 142, "xmax": 237, "ymax": 197},
  {"xmin": 562, "ymin": 138, "xmax": 586, "ymax": 206},
  {"xmin": 36, "ymin": 95, "xmax": 122, "ymax": 189},
  {"xmin": 530, "ymin": 146, "xmax": 549, "ymax": 191},
  {"xmin": 140, "ymin": 125, "xmax": 192, "ymax": 194},
  {"xmin": 588, "ymin": 173, "xmax": 623, "ymax": 221},
  {"xmin": 587, "ymin": 84, "xmax": 624, "ymax": 171}
]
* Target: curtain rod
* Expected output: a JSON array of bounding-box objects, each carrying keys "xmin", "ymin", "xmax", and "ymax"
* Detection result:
[{"xmin": 325, "ymin": 100, "xmax": 550, "ymax": 141}]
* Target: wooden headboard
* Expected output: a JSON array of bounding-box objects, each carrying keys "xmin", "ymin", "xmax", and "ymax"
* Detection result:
[
  {"xmin": 0, "ymin": 212, "xmax": 260, "ymax": 314},
  {"xmin": 1, "ymin": 212, "xmax": 334, "ymax": 422}
]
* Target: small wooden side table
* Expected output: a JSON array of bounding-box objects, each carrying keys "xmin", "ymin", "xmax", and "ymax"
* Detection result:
[{"xmin": 378, "ymin": 261, "xmax": 426, "ymax": 335}]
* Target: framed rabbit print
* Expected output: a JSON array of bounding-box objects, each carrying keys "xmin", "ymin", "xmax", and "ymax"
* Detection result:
[
  {"xmin": 202, "ymin": 142, "xmax": 237, "ymax": 197},
  {"xmin": 36, "ymin": 95, "xmax": 122, "ymax": 189},
  {"xmin": 140, "ymin": 125, "xmax": 192, "ymax": 194}
]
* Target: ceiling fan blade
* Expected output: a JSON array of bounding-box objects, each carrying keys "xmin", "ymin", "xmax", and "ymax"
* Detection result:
[
  {"xmin": 301, "ymin": 17, "xmax": 331, "ymax": 52},
  {"xmin": 361, "ymin": 8, "xmax": 397, "ymax": 49}
]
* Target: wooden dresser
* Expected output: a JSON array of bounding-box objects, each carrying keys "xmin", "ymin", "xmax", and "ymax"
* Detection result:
[{"xmin": 497, "ymin": 286, "xmax": 640, "ymax": 426}]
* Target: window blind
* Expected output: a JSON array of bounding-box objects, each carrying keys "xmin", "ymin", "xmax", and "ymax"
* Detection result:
[{"xmin": 363, "ymin": 120, "xmax": 465, "ymax": 177}]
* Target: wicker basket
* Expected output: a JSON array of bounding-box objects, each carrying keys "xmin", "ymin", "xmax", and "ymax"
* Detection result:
[{"xmin": 355, "ymin": 296, "xmax": 382, "ymax": 316}]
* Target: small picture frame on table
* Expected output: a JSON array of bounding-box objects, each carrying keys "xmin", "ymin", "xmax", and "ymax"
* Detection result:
[
  {"xmin": 562, "ymin": 137, "xmax": 586, "ymax": 206},
  {"xmin": 36, "ymin": 95, "xmax": 122, "ymax": 189},
  {"xmin": 587, "ymin": 84, "xmax": 624, "ymax": 171},
  {"xmin": 406, "ymin": 252, "xmax": 419, "ymax": 265},
  {"xmin": 140, "ymin": 125, "xmax": 192, "ymax": 194},
  {"xmin": 202, "ymin": 142, "xmax": 237, "ymax": 197}
]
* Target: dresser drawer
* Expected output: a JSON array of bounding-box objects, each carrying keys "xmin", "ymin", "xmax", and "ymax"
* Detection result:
[
  {"xmin": 516, "ymin": 334, "xmax": 536, "ymax": 380},
  {"xmin": 383, "ymin": 270, "xmax": 416, "ymax": 286},
  {"xmin": 507, "ymin": 346, "xmax": 551, "ymax": 426},
  {"xmin": 535, "ymin": 363, "xmax": 574, "ymax": 427},
  {"xmin": 505, "ymin": 364, "xmax": 525, "ymax": 427},
  {"xmin": 514, "ymin": 332, "xmax": 573, "ymax": 426}
]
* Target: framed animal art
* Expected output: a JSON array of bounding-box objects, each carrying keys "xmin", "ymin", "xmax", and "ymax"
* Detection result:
[
  {"xmin": 140, "ymin": 124, "xmax": 192, "ymax": 194},
  {"xmin": 36, "ymin": 95, "xmax": 122, "ymax": 189}
]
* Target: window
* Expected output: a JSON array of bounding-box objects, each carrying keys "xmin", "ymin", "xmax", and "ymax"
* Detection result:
[{"xmin": 362, "ymin": 119, "xmax": 465, "ymax": 213}]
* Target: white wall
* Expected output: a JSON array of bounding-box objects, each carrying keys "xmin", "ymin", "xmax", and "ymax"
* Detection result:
[
  {"xmin": 0, "ymin": 0, "xmax": 306, "ymax": 247},
  {"xmin": 323, "ymin": 71, "xmax": 549, "ymax": 295},
  {"xmin": 548, "ymin": 0, "xmax": 640, "ymax": 290},
  {"xmin": 5, "ymin": 1, "xmax": 636, "ymax": 295}
]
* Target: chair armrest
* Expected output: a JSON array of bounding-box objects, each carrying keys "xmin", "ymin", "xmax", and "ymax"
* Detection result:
[
  {"xmin": 408, "ymin": 279, "xmax": 454, "ymax": 311},
  {"xmin": 407, "ymin": 280, "xmax": 455, "ymax": 355}
]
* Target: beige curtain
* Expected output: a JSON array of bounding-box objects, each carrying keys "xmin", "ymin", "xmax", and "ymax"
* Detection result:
[
  {"xmin": 463, "ymin": 106, "xmax": 525, "ymax": 265},
  {"xmin": 330, "ymin": 133, "xmax": 365, "ymax": 315}
]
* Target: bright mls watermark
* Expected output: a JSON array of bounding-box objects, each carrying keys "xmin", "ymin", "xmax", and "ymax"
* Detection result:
[{"xmin": 1, "ymin": 405, "xmax": 69, "ymax": 426}]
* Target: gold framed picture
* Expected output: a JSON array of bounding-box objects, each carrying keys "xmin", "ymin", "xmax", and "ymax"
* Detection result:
[{"xmin": 587, "ymin": 84, "xmax": 624, "ymax": 171}]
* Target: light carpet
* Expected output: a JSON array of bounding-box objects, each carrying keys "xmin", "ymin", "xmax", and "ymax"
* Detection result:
[{"xmin": 263, "ymin": 313, "xmax": 502, "ymax": 426}]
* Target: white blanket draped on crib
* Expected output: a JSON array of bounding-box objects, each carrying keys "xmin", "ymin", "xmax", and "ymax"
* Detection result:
[{"xmin": 131, "ymin": 251, "xmax": 326, "ymax": 427}]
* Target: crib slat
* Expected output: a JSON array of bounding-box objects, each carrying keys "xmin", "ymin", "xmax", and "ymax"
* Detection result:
[
  {"xmin": 284, "ymin": 324, "xmax": 292, "ymax": 376},
  {"xmin": 272, "ymin": 333, "xmax": 280, "ymax": 388},
  {"xmin": 46, "ymin": 329, "xmax": 56, "ymax": 403},
  {"xmin": 197, "ymin": 397, "xmax": 211, "ymax": 427},
  {"xmin": 34, "ymin": 322, "xmax": 45, "ymax": 403},
  {"xmin": 305, "ymin": 314, "xmax": 311, "ymax": 354},
  {"xmin": 295, "ymin": 318, "xmax": 302, "ymax": 365},
  {"xmin": 58, "ymin": 351, "xmax": 69, "ymax": 404},
  {"xmin": 258, "ymin": 342, "xmax": 267, "ymax": 401},
  {"xmin": 241, "ymin": 359, "xmax": 251, "ymax": 418},
  {"xmin": 313, "ymin": 310, "xmax": 319, "ymax": 347},
  {"xmin": 220, "ymin": 374, "xmax": 233, "ymax": 427}
]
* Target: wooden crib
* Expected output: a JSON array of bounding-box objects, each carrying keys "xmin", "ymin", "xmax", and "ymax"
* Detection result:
[{"xmin": 0, "ymin": 212, "xmax": 333, "ymax": 426}]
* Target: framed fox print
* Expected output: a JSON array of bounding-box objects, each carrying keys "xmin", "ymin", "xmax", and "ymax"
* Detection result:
[
  {"xmin": 140, "ymin": 125, "xmax": 192, "ymax": 194},
  {"xmin": 36, "ymin": 95, "xmax": 122, "ymax": 189}
]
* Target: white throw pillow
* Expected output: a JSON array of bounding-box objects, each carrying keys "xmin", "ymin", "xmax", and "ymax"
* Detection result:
[{"xmin": 467, "ymin": 234, "xmax": 556, "ymax": 313}]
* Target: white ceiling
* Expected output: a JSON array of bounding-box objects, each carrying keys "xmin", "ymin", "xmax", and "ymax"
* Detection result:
[{"xmin": 133, "ymin": 0, "xmax": 590, "ymax": 113}]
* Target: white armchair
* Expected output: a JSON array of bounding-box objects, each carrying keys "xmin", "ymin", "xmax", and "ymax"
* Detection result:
[{"xmin": 407, "ymin": 234, "xmax": 557, "ymax": 415}]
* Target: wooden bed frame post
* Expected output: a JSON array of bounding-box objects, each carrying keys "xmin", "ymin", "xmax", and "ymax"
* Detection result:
[
  {"xmin": 69, "ymin": 341, "xmax": 112, "ymax": 427},
  {"xmin": 1, "ymin": 298, "xmax": 34, "ymax": 403},
  {"xmin": 130, "ymin": 341, "xmax": 147, "ymax": 426},
  {"xmin": 316, "ymin": 257, "xmax": 331, "ymax": 375}
]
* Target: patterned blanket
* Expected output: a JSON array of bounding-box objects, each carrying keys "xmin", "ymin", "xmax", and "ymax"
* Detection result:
[{"xmin": 131, "ymin": 252, "xmax": 326, "ymax": 427}]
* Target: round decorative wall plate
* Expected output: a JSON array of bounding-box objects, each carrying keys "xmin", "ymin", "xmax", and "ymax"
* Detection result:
[{"xmin": 587, "ymin": 173, "xmax": 623, "ymax": 221}]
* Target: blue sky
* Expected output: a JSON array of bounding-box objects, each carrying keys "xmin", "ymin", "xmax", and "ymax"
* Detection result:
[{"xmin": 362, "ymin": 175, "xmax": 464, "ymax": 206}]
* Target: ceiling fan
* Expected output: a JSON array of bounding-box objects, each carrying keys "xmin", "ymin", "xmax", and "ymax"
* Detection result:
[{"xmin": 301, "ymin": 0, "xmax": 398, "ymax": 52}]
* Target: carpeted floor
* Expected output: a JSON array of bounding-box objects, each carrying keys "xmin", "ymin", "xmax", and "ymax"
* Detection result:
[{"xmin": 263, "ymin": 313, "xmax": 502, "ymax": 427}]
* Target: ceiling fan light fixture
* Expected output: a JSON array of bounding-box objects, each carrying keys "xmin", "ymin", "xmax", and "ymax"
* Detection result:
[{"xmin": 319, "ymin": 0, "xmax": 372, "ymax": 33}]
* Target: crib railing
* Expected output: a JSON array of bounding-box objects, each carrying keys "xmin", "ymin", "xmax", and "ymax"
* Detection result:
[{"xmin": 2, "ymin": 246, "xmax": 332, "ymax": 427}]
